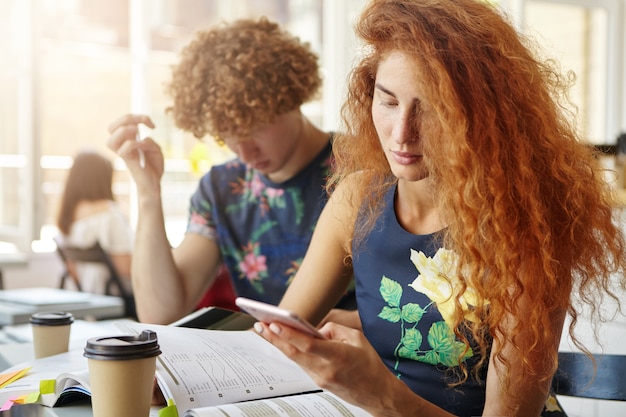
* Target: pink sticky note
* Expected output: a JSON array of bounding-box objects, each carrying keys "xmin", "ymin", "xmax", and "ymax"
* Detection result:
[{"xmin": 0, "ymin": 399, "xmax": 14, "ymax": 411}]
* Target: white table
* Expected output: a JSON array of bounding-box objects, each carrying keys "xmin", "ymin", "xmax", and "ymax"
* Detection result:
[{"xmin": 0, "ymin": 288, "xmax": 125, "ymax": 326}]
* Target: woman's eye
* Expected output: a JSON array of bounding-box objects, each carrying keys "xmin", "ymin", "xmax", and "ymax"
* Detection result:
[{"xmin": 373, "ymin": 89, "xmax": 398, "ymax": 107}]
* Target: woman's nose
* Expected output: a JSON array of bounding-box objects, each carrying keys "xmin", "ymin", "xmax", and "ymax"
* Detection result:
[{"xmin": 393, "ymin": 113, "xmax": 415, "ymax": 144}]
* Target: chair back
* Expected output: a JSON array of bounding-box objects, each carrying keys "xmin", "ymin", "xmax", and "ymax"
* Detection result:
[
  {"xmin": 54, "ymin": 239, "xmax": 136, "ymax": 318},
  {"xmin": 552, "ymin": 351, "xmax": 626, "ymax": 401}
]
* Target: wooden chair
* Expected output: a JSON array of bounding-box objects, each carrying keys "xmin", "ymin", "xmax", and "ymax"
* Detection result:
[
  {"xmin": 54, "ymin": 239, "xmax": 136, "ymax": 319},
  {"xmin": 551, "ymin": 351, "xmax": 626, "ymax": 405}
]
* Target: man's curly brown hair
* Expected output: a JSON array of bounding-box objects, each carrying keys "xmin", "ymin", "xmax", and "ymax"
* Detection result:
[{"xmin": 166, "ymin": 17, "xmax": 322, "ymax": 141}]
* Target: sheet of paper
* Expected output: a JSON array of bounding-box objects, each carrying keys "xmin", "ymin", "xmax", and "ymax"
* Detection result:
[
  {"xmin": 117, "ymin": 322, "xmax": 321, "ymax": 412},
  {"xmin": 182, "ymin": 391, "xmax": 373, "ymax": 417}
]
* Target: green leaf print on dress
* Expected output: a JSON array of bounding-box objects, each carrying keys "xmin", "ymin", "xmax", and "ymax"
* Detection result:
[{"xmin": 378, "ymin": 248, "xmax": 479, "ymax": 375}]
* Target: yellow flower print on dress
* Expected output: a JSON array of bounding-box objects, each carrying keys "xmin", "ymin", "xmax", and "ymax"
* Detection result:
[
  {"xmin": 408, "ymin": 248, "xmax": 485, "ymax": 328},
  {"xmin": 377, "ymin": 248, "xmax": 476, "ymax": 372},
  {"xmin": 543, "ymin": 394, "xmax": 563, "ymax": 413}
]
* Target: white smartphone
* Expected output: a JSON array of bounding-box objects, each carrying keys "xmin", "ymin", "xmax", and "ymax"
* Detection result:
[{"xmin": 235, "ymin": 297, "xmax": 325, "ymax": 339}]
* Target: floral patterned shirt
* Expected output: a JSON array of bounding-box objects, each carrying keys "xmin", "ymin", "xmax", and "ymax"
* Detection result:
[
  {"xmin": 353, "ymin": 184, "xmax": 487, "ymax": 416},
  {"xmin": 187, "ymin": 140, "xmax": 355, "ymax": 307}
]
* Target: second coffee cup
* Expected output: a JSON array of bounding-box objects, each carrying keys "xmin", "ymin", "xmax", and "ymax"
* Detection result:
[
  {"xmin": 30, "ymin": 311, "xmax": 74, "ymax": 359},
  {"xmin": 84, "ymin": 330, "xmax": 161, "ymax": 417}
]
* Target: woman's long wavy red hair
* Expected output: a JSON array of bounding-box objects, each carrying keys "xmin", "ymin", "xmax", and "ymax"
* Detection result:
[{"xmin": 331, "ymin": 0, "xmax": 626, "ymax": 404}]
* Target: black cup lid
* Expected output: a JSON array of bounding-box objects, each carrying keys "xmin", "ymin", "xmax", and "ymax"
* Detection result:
[
  {"xmin": 84, "ymin": 330, "xmax": 161, "ymax": 360},
  {"xmin": 29, "ymin": 311, "xmax": 74, "ymax": 326}
]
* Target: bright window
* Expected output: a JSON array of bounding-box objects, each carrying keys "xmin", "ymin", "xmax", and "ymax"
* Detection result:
[
  {"xmin": 0, "ymin": 0, "xmax": 339, "ymax": 251},
  {"xmin": 502, "ymin": 0, "xmax": 623, "ymax": 144},
  {"xmin": 1, "ymin": 0, "xmax": 624, "ymax": 253}
]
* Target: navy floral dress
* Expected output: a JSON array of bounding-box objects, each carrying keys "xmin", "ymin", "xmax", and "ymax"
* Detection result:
[{"xmin": 353, "ymin": 184, "xmax": 567, "ymax": 416}]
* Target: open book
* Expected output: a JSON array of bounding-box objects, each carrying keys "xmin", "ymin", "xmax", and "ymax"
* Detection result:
[
  {"xmin": 122, "ymin": 322, "xmax": 373, "ymax": 417},
  {"xmin": 0, "ymin": 321, "xmax": 372, "ymax": 417},
  {"xmin": 0, "ymin": 348, "xmax": 92, "ymax": 408}
]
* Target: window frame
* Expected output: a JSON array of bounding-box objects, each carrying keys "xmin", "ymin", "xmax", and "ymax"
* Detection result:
[{"xmin": 0, "ymin": 0, "xmax": 38, "ymax": 251}]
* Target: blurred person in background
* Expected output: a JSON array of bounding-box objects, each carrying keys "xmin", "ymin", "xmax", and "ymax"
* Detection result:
[{"xmin": 56, "ymin": 150, "xmax": 133, "ymax": 296}]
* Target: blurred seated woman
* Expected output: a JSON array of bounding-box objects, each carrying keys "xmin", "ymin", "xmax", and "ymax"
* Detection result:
[{"xmin": 56, "ymin": 150, "xmax": 133, "ymax": 296}]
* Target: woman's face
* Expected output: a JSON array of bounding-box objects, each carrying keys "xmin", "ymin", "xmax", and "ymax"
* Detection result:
[
  {"xmin": 372, "ymin": 51, "xmax": 429, "ymax": 182},
  {"xmin": 221, "ymin": 110, "xmax": 303, "ymax": 180}
]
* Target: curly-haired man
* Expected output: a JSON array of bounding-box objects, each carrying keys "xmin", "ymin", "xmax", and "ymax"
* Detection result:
[{"xmin": 107, "ymin": 18, "xmax": 355, "ymax": 325}]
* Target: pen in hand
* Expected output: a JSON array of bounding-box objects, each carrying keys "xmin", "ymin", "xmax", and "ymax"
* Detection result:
[{"xmin": 136, "ymin": 129, "xmax": 145, "ymax": 168}]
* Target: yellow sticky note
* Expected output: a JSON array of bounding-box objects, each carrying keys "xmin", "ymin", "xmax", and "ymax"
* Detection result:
[
  {"xmin": 12, "ymin": 392, "xmax": 40, "ymax": 405},
  {"xmin": 39, "ymin": 379, "xmax": 55, "ymax": 394},
  {"xmin": 11, "ymin": 395, "xmax": 26, "ymax": 405},
  {"xmin": 24, "ymin": 392, "xmax": 40, "ymax": 403},
  {"xmin": 0, "ymin": 367, "xmax": 31, "ymax": 389},
  {"xmin": 158, "ymin": 398, "xmax": 179, "ymax": 417}
]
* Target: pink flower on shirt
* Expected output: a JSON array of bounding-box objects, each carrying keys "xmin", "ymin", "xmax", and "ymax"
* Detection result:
[
  {"xmin": 190, "ymin": 211, "xmax": 208, "ymax": 226},
  {"xmin": 265, "ymin": 188, "xmax": 284, "ymax": 199},
  {"xmin": 250, "ymin": 175, "xmax": 265, "ymax": 197},
  {"xmin": 239, "ymin": 252, "xmax": 267, "ymax": 281}
]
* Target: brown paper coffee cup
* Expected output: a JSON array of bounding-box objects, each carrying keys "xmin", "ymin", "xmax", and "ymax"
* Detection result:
[
  {"xmin": 30, "ymin": 312, "xmax": 74, "ymax": 359},
  {"xmin": 84, "ymin": 330, "xmax": 161, "ymax": 417}
]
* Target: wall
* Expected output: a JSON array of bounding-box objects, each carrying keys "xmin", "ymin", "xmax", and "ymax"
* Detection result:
[{"xmin": 3, "ymin": 251, "xmax": 64, "ymax": 290}]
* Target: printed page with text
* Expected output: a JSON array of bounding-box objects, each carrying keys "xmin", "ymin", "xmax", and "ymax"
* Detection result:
[
  {"xmin": 117, "ymin": 322, "xmax": 332, "ymax": 413},
  {"xmin": 184, "ymin": 391, "xmax": 373, "ymax": 417}
]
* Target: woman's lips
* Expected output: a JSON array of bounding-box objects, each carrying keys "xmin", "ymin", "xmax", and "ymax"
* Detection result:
[{"xmin": 391, "ymin": 150, "xmax": 421, "ymax": 165}]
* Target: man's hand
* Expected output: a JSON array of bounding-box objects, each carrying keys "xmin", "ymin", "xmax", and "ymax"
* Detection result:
[{"xmin": 106, "ymin": 114, "xmax": 164, "ymax": 196}]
